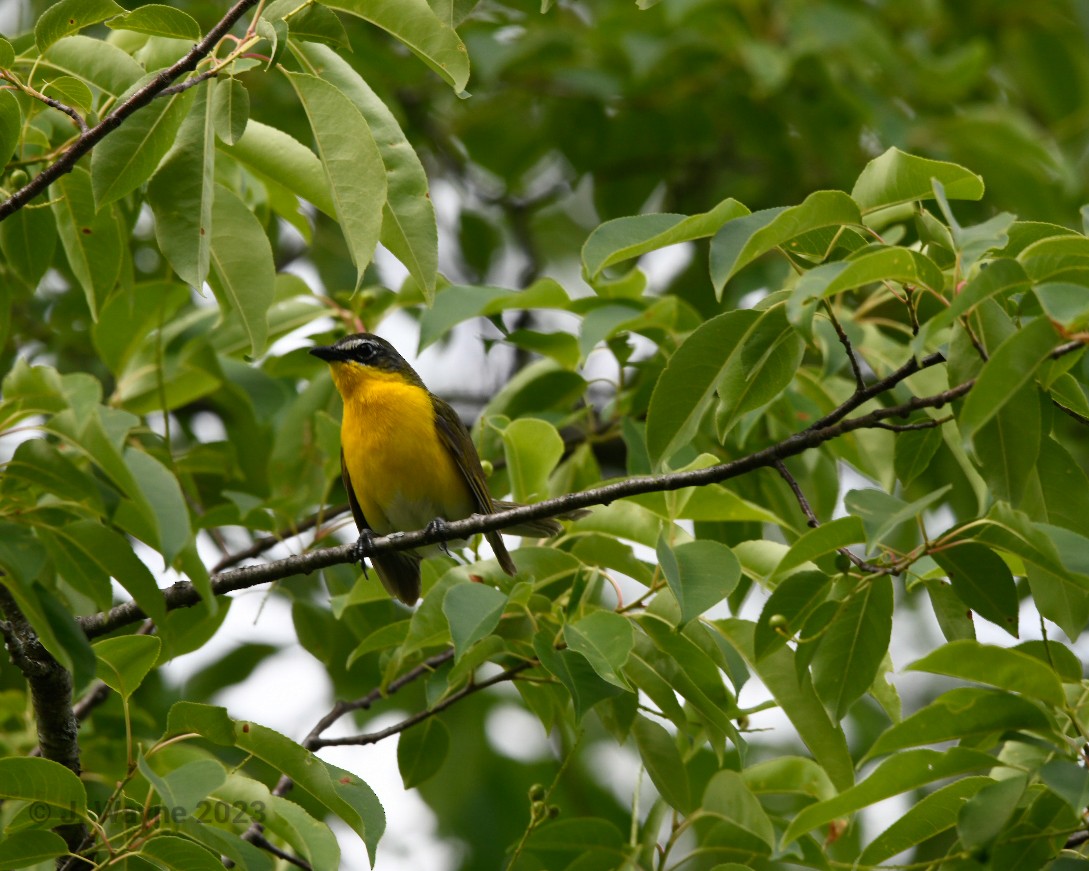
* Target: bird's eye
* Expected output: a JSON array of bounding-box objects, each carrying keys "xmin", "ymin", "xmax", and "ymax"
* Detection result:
[{"xmin": 356, "ymin": 343, "xmax": 375, "ymax": 361}]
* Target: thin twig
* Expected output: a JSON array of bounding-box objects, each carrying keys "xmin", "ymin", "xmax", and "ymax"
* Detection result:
[
  {"xmin": 772, "ymin": 460, "xmax": 887, "ymax": 574},
  {"xmin": 0, "ymin": 0, "xmax": 261, "ymax": 221},
  {"xmin": 210, "ymin": 504, "xmax": 350, "ymax": 573},
  {"xmin": 314, "ymin": 660, "xmax": 536, "ymax": 748},
  {"xmin": 822, "ymin": 300, "xmax": 865, "ymax": 392},
  {"xmin": 0, "ymin": 71, "xmax": 88, "ymax": 133},
  {"xmin": 160, "ymin": 67, "xmax": 221, "ymax": 97},
  {"xmin": 251, "ymin": 834, "xmax": 312, "ymax": 870}
]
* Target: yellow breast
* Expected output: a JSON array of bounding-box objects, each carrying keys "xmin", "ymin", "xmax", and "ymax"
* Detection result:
[{"xmin": 335, "ymin": 364, "xmax": 474, "ymax": 535}]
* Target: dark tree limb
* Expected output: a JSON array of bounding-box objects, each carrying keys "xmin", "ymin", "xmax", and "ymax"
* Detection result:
[
  {"xmin": 0, "ymin": 0, "xmax": 261, "ymax": 221},
  {"xmin": 0, "ymin": 585, "xmax": 87, "ymax": 856}
]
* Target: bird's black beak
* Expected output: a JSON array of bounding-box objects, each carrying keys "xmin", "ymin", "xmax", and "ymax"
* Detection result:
[{"xmin": 309, "ymin": 344, "xmax": 342, "ymax": 362}]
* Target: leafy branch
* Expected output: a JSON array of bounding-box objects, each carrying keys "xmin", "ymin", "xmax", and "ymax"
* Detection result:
[
  {"xmin": 80, "ymin": 347, "xmax": 987, "ymax": 639},
  {"xmin": 0, "ymin": 0, "xmax": 261, "ymax": 221}
]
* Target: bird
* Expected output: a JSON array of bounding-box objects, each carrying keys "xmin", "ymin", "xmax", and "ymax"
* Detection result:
[{"xmin": 309, "ymin": 332, "xmax": 572, "ymax": 604}]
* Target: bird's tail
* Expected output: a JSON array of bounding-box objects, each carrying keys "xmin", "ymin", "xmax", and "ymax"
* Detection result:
[{"xmin": 491, "ymin": 500, "xmax": 589, "ymax": 538}]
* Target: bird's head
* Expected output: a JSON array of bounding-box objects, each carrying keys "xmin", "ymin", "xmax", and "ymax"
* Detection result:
[{"xmin": 309, "ymin": 333, "xmax": 425, "ymax": 392}]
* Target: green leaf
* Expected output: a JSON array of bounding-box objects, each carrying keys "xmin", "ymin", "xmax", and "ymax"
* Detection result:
[
  {"xmin": 908, "ymin": 640, "xmax": 1065, "ymax": 706},
  {"xmin": 324, "ymin": 0, "xmax": 470, "ymax": 93},
  {"xmin": 768, "ymin": 515, "xmax": 865, "ymax": 586},
  {"xmin": 35, "ymin": 0, "xmax": 125, "ymax": 51},
  {"xmin": 563, "ymin": 611, "xmax": 634, "ymax": 690},
  {"xmin": 442, "ymin": 582, "xmax": 507, "ymax": 660},
  {"xmin": 582, "ymin": 197, "xmax": 749, "ymax": 279},
  {"xmin": 1033, "ymin": 282, "xmax": 1089, "ymax": 331},
  {"xmin": 137, "ymin": 757, "xmax": 227, "ymax": 815},
  {"xmin": 93, "ymin": 635, "xmax": 161, "ymax": 700},
  {"xmin": 811, "ymin": 577, "xmax": 894, "ymax": 719},
  {"xmin": 714, "ymin": 304, "xmax": 805, "ymax": 439},
  {"xmin": 54, "ymin": 521, "xmax": 166, "ymax": 623},
  {"xmin": 932, "ymin": 542, "xmax": 1019, "ymax": 636},
  {"xmin": 704, "ymin": 772, "xmax": 776, "ymax": 848},
  {"xmin": 782, "ymin": 747, "xmax": 999, "ymax": 845},
  {"xmin": 0, "ymin": 756, "xmax": 87, "ymax": 817},
  {"xmin": 148, "ymin": 85, "xmax": 214, "ymax": 289},
  {"xmin": 632, "ymin": 715, "xmax": 691, "ymax": 813},
  {"xmin": 1040, "ymin": 759, "xmax": 1089, "ymax": 812},
  {"xmin": 716, "ymin": 619, "xmax": 854, "ymax": 791},
  {"xmin": 845, "ymin": 485, "xmax": 951, "ymax": 555},
  {"xmin": 0, "ymin": 89, "xmax": 20, "ymax": 170},
  {"xmin": 208, "ymin": 185, "xmax": 274, "ymax": 357},
  {"xmin": 222, "ymin": 120, "xmax": 335, "ymax": 216},
  {"xmin": 0, "ymin": 36, "xmax": 13, "ymax": 67},
  {"xmin": 788, "ymin": 247, "xmax": 944, "ymax": 330},
  {"xmin": 501, "ymin": 418, "xmax": 564, "ymax": 503},
  {"xmin": 865, "ymin": 687, "xmax": 1051, "ymax": 759},
  {"xmin": 0, "ymin": 830, "xmax": 69, "ymax": 868},
  {"xmin": 285, "ymin": 70, "xmax": 387, "ymax": 286},
  {"xmin": 710, "ymin": 190, "xmax": 861, "ymax": 296},
  {"xmin": 50, "ymin": 167, "xmax": 124, "ymax": 318},
  {"xmin": 138, "ymin": 835, "xmax": 223, "ymax": 870},
  {"xmin": 1018, "ymin": 233, "xmax": 1089, "ymax": 282},
  {"xmin": 957, "ymin": 774, "xmax": 1027, "ymax": 852},
  {"xmin": 973, "ymin": 383, "xmax": 1041, "ymax": 507},
  {"xmin": 296, "ymin": 43, "xmax": 438, "ymax": 298},
  {"xmin": 166, "ymin": 702, "xmax": 385, "ymax": 863},
  {"xmin": 0, "ymin": 194, "xmax": 58, "ymax": 288},
  {"xmin": 419, "ymin": 280, "xmax": 569, "ymax": 350},
  {"xmin": 397, "ymin": 717, "xmax": 450, "ymax": 788},
  {"xmin": 912, "ymin": 259, "xmax": 1029, "ymax": 355},
  {"xmin": 523, "ymin": 819, "xmax": 625, "ymax": 858},
  {"xmin": 741, "ymin": 756, "xmax": 835, "ymax": 801},
  {"xmin": 40, "ymin": 35, "xmax": 144, "ymax": 98},
  {"xmin": 851, "ymin": 147, "xmax": 985, "ymax": 212},
  {"xmin": 107, "ymin": 4, "xmax": 202, "ymax": 40},
  {"xmin": 637, "ymin": 617, "xmax": 741, "ymax": 742},
  {"xmin": 657, "ymin": 537, "xmax": 740, "ymax": 626},
  {"xmin": 124, "ymin": 446, "xmax": 192, "ymax": 567},
  {"xmin": 90, "ymin": 79, "xmax": 195, "ymax": 208},
  {"xmin": 41, "ymin": 75, "xmax": 94, "ymax": 114},
  {"xmin": 212, "ymin": 774, "xmax": 339, "ymax": 870},
  {"xmin": 859, "ymin": 777, "xmax": 991, "ymax": 865},
  {"xmin": 893, "ymin": 425, "xmax": 944, "ymax": 487},
  {"xmin": 958, "ymin": 316, "xmax": 1058, "ymax": 445},
  {"xmin": 645, "ymin": 309, "xmax": 757, "ymax": 467},
  {"xmin": 754, "ymin": 569, "xmax": 832, "ymax": 659},
  {"xmin": 5, "ymin": 438, "xmax": 103, "ymax": 513},
  {"xmin": 533, "ymin": 635, "xmax": 624, "ymax": 721},
  {"xmin": 211, "ymin": 76, "xmax": 249, "ymax": 146}
]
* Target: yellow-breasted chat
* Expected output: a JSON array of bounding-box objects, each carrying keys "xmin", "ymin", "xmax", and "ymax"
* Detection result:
[{"xmin": 310, "ymin": 332, "xmax": 568, "ymax": 604}]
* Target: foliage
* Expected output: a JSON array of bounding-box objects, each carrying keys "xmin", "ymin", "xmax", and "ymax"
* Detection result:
[{"xmin": 2, "ymin": 1, "xmax": 1089, "ymax": 870}]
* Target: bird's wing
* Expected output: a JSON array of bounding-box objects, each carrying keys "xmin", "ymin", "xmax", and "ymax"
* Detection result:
[
  {"xmin": 431, "ymin": 397, "xmax": 517, "ymax": 575},
  {"xmin": 432, "ymin": 397, "xmax": 495, "ymax": 513},
  {"xmin": 341, "ymin": 448, "xmax": 369, "ymax": 532},
  {"xmin": 341, "ymin": 449, "xmax": 422, "ymax": 605}
]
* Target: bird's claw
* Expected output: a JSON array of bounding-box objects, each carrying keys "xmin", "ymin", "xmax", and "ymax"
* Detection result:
[
  {"xmin": 425, "ymin": 517, "xmax": 453, "ymax": 557},
  {"xmin": 351, "ymin": 529, "xmax": 376, "ymax": 578}
]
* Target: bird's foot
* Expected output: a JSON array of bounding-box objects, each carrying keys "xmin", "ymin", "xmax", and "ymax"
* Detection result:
[
  {"xmin": 351, "ymin": 529, "xmax": 376, "ymax": 578},
  {"xmin": 425, "ymin": 517, "xmax": 453, "ymax": 557}
]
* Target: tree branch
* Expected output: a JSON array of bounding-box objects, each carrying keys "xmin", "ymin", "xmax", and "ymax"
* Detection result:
[
  {"xmin": 79, "ymin": 369, "xmax": 979, "ymax": 639},
  {"xmin": 0, "ymin": 0, "xmax": 260, "ymax": 221},
  {"xmin": 0, "ymin": 585, "xmax": 87, "ymax": 855},
  {"xmin": 313, "ymin": 659, "xmax": 536, "ymax": 748}
]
